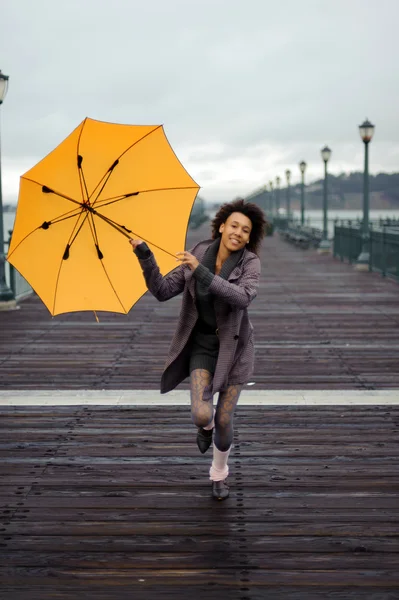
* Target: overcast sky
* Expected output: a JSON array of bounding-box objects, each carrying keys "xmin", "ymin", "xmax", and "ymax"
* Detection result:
[{"xmin": 1, "ymin": 0, "xmax": 398, "ymax": 204}]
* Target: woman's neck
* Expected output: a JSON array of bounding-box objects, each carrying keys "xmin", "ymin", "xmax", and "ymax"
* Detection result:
[{"xmin": 216, "ymin": 241, "xmax": 231, "ymax": 269}]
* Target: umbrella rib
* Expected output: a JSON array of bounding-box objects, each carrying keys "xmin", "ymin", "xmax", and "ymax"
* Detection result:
[
  {"xmin": 22, "ymin": 177, "xmax": 83, "ymax": 208},
  {"xmin": 7, "ymin": 228, "xmax": 42, "ymax": 261},
  {"xmin": 87, "ymin": 211, "xmax": 104, "ymax": 260},
  {"xmin": 93, "ymin": 193, "xmax": 139, "ymax": 210},
  {"xmin": 52, "ymin": 244, "xmax": 68, "ymax": 316},
  {"xmin": 77, "ymin": 122, "xmax": 90, "ymax": 203},
  {"xmin": 69, "ymin": 211, "xmax": 89, "ymax": 246},
  {"xmin": 60, "ymin": 210, "xmax": 90, "ymax": 260},
  {"xmin": 92, "ymin": 210, "xmax": 177, "ymax": 259},
  {"xmin": 94, "ymin": 185, "xmax": 199, "ymax": 210},
  {"xmin": 99, "ymin": 259, "xmax": 128, "ymax": 314},
  {"xmin": 86, "ymin": 213, "xmax": 127, "ymax": 313},
  {"xmin": 77, "ymin": 157, "xmax": 90, "ymax": 203},
  {"xmin": 118, "ymin": 125, "xmax": 162, "ymax": 161},
  {"xmin": 89, "ymin": 125, "xmax": 162, "ymax": 208},
  {"xmin": 50, "ymin": 213, "xmax": 86, "ymax": 313},
  {"xmin": 7, "ymin": 208, "xmax": 86, "ymax": 262},
  {"xmin": 90, "ymin": 169, "xmax": 114, "ymax": 206},
  {"xmin": 50, "ymin": 210, "xmax": 125, "ymax": 315},
  {"xmin": 48, "ymin": 206, "xmax": 86, "ymax": 226}
]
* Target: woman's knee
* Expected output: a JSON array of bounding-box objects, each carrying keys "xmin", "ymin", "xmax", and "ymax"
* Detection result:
[{"xmin": 191, "ymin": 404, "xmax": 213, "ymax": 428}]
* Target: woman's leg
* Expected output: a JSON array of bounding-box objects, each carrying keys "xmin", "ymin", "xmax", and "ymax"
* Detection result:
[
  {"xmin": 214, "ymin": 384, "xmax": 242, "ymax": 451},
  {"xmin": 210, "ymin": 384, "xmax": 242, "ymax": 483},
  {"xmin": 190, "ymin": 368, "xmax": 214, "ymax": 429}
]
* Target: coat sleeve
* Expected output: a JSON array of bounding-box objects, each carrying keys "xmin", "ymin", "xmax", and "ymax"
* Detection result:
[
  {"xmin": 193, "ymin": 255, "xmax": 260, "ymax": 309},
  {"xmin": 135, "ymin": 246, "xmax": 187, "ymax": 302}
]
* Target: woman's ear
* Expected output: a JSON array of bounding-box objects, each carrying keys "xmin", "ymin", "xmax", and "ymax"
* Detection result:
[{"xmin": 219, "ymin": 223, "xmax": 225, "ymax": 234}]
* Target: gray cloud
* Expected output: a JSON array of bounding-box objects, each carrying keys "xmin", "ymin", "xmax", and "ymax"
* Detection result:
[{"xmin": 1, "ymin": 0, "xmax": 398, "ymax": 203}]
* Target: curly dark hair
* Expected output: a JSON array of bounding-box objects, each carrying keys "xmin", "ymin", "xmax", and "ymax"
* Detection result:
[{"xmin": 211, "ymin": 198, "xmax": 267, "ymax": 255}]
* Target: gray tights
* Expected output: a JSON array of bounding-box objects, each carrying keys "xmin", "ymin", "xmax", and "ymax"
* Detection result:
[{"xmin": 190, "ymin": 368, "xmax": 242, "ymax": 452}]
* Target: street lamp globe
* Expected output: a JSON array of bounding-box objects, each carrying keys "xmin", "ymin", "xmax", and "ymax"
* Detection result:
[
  {"xmin": 299, "ymin": 160, "xmax": 307, "ymax": 174},
  {"xmin": 359, "ymin": 118, "xmax": 375, "ymax": 144},
  {"xmin": 276, "ymin": 176, "xmax": 281, "ymax": 186},
  {"xmin": 0, "ymin": 71, "xmax": 9, "ymax": 104},
  {"xmin": 321, "ymin": 146, "xmax": 332, "ymax": 163},
  {"xmin": 285, "ymin": 169, "xmax": 291, "ymax": 184}
]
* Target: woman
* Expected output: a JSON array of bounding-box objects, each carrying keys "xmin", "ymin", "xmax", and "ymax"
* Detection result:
[{"xmin": 129, "ymin": 199, "xmax": 266, "ymax": 500}]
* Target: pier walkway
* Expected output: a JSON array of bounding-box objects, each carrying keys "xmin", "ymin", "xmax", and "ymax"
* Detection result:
[
  {"xmin": 1, "ymin": 223, "xmax": 398, "ymax": 390},
  {"xmin": 0, "ymin": 225, "xmax": 398, "ymax": 599}
]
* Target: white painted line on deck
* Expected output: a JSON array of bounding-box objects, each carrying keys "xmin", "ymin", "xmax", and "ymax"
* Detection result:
[{"xmin": 0, "ymin": 390, "xmax": 398, "ymax": 405}]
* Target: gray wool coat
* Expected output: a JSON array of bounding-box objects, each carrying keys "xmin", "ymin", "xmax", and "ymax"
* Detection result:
[{"xmin": 136, "ymin": 238, "xmax": 261, "ymax": 397}]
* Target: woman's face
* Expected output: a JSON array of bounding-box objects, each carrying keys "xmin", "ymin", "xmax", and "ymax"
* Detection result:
[{"xmin": 219, "ymin": 212, "xmax": 252, "ymax": 253}]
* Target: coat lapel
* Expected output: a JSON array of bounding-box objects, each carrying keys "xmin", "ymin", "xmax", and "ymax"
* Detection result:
[
  {"xmin": 227, "ymin": 248, "xmax": 248, "ymax": 281},
  {"xmin": 186, "ymin": 239, "xmax": 213, "ymax": 299},
  {"xmin": 187, "ymin": 240, "xmax": 248, "ymax": 296}
]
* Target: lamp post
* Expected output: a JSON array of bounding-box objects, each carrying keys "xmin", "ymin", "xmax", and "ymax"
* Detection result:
[
  {"xmin": 318, "ymin": 145, "xmax": 332, "ymax": 253},
  {"xmin": 0, "ymin": 69, "xmax": 15, "ymax": 308},
  {"xmin": 299, "ymin": 161, "xmax": 306, "ymax": 226},
  {"xmin": 285, "ymin": 169, "xmax": 291, "ymax": 219},
  {"xmin": 269, "ymin": 180, "xmax": 274, "ymax": 214},
  {"xmin": 261, "ymin": 184, "xmax": 268, "ymax": 214},
  {"xmin": 275, "ymin": 176, "xmax": 281, "ymax": 213},
  {"xmin": 355, "ymin": 118, "xmax": 375, "ymax": 270}
]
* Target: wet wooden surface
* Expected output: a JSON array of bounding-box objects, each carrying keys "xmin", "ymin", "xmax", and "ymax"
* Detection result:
[
  {"xmin": 1, "ymin": 404, "xmax": 399, "ymax": 599},
  {"xmin": 1, "ymin": 224, "xmax": 399, "ymax": 390}
]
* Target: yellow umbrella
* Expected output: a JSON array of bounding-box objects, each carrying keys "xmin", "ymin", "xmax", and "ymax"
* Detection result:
[{"xmin": 7, "ymin": 118, "xmax": 199, "ymax": 316}]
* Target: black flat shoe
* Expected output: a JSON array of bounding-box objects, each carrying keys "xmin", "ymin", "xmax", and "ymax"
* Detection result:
[
  {"xmin": 212, "ymin": 479, "xmax": 229, "ymax": 500},
  {"xmin": 196, "ymin": 427, "xmax": 213, "ymax": 454}
]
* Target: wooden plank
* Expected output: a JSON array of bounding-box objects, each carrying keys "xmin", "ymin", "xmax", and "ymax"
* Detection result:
[
  {"xmin": 0, "ymin": 587, "xmax": 397, "ymax": 600},
  {"xmin": 0, "ymin": 567, "xmax": 399, "ymax": 587},
  {"xmin": 3, "ymin": 521, "xmax": 399, "ymax": 536},
  {"xmin": 3, "ymin": 550, "xmax": 399, "ymax": 570},
  {"xmin": 4, "ymin": 507, "xmax": 399, "ymax": 524},
  {"xmin": 2, "ymin": 492, "xmax": 398, "ymax": 509},
  {"xmin": 2, "ymin": 534, "xmax": 399, "ymax": 553}
]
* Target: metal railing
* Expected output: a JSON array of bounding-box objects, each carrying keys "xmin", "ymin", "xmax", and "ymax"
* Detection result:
[
  {"xmin": 370, "ymin": 226, "xmax": 399, "ymax": 278},
  {"xmin": 334, "ymin": 221, "xmax": 399, "ymax": 280},
  {"xmin": 333, "ymin": 222, "xmax": 362, "ymax": 263},
  {"xmin": 4, "ymin": 230, "xmax": 33, "ymax": 301}
]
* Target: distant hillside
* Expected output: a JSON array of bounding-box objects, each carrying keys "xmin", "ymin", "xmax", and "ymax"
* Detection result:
[{"xmin": 290, "ymin": 172, "xmax": 399, "ymax": 210}]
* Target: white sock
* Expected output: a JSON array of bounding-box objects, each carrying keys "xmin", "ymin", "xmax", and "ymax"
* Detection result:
[
  {"xmin": 203, "ymin": 407, "xmax": 215, "ymax": 431},
  {"xmin": 209, "ymin": 445, "xmax": 231, "ymax": 481}
]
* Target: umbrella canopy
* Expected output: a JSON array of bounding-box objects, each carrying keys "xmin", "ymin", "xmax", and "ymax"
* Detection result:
[{"xmin": 7, "ymin": 118, "xmax": 200, "ymax": 315}]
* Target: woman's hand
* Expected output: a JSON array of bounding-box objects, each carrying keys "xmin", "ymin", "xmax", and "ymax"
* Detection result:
[
  {"xmin": 129, "ymin": 239, "xmax": 144, "ymax": 250},
  {"xmin": 176, "ymin": 251, "xmax": 199, "ymax": 271}
]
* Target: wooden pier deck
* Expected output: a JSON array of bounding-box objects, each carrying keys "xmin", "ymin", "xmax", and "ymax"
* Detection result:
[
  {"xmin": 1, "ymin": 226, "xmax": 399, "ymax": 599},
  {"xmin": 0, "ymin": 224, "xmax": 399, "ymax": 390},
  {"xmin": 1, "ymin": 402, "xmax": 399, "ymax": 599}
]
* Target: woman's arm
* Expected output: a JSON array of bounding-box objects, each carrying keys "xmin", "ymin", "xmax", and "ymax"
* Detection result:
[
  {"xmin": 130, "ymin": 240, "xmax": 187, "ymax": 302},
  {"xmin": 193, "ymin": 256, "xmax": 260, "ymax": 309}
]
